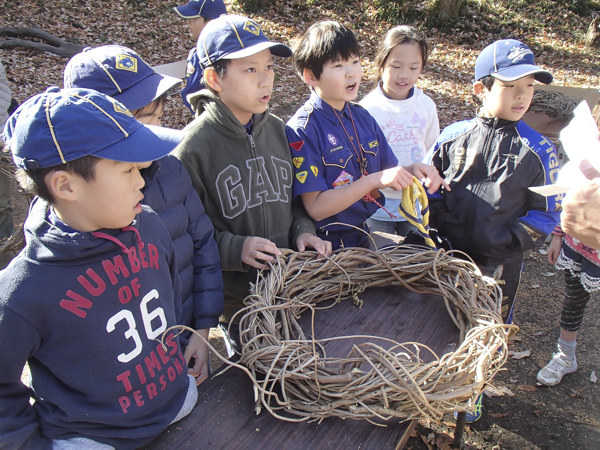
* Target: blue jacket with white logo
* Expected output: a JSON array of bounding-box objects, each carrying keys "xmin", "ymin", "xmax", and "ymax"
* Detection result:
[
  {"xmin": 141, "ymin": 155, "xmax": 223, "ymax": 338},
  {"xmin": 181, "ymin": 48, "xmax": 204, "ymax": 114},
  {"xmin": 286, "ymin": 91, "xmax": 398, "ymax": 243},
  {"xmin": 0, "ymin": 199, "xmax": 189, "ymax": 449},
  {"xmin": 428, "ymin": 116, "xmax": 561, "ymax": 266}
]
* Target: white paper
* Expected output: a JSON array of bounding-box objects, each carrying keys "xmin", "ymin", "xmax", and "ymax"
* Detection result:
[
  {"xmin": 529, "ymin": 101, "xmax": 600, "ymax": 196},
  {"xmin": 152, "ymin": 59, "xmax": 187, "ymax": 79}
]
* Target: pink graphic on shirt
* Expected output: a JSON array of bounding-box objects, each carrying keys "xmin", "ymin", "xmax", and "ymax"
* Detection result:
[
  {"xmin": 332, "ymin": 171, "xmax": 354, "ymax": 188},
  {"xmin": 380, "ymin": 113, "xmax": 427, "ymax": 164}
]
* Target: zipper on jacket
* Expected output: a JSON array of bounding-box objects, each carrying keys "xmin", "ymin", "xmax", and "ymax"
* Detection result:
[
  {"xmin": 462, "ymin": 118, "xmax": 497, "ymax": 249},
  {"xmin": 247, "ymin": 133, "xmax": 270, "ymax": 238}
]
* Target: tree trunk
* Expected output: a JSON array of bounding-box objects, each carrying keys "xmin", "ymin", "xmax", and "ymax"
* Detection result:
[
  {"xmin": 432, "ymin": 0, "xmax": 464, "ymax": 19},
  {"xmin": 585, "ymin": 16, "xmax": 600, "ymax": 48}
]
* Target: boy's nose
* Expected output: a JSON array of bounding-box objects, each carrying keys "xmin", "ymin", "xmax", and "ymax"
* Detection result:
[
  {"xmin": 259, "ymin": 71, "xmax": 271, "ymax": 87},
  {"xmin": 135, "ymin": 168, "xmax": 145, "ymax": 190}
]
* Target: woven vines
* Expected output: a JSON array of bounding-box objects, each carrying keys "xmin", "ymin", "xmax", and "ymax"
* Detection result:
[
  {"xmin": 529, "ymin": 90, "xmax": 578, "ymax": 120},
  {"xmin": 233, "ymin": 246, "xmax": 517, "ymax": 422}
]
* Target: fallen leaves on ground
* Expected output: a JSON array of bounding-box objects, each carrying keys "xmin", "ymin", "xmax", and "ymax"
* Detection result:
[
  {"xmin": 509, "ymin": 349, "xmax": 531, "ymax": 359},
  {"xmin": 518, "ymin": 384, "xmax": 539, "ymax": 392}
]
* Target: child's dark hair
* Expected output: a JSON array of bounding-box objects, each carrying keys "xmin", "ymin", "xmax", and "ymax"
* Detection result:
[
  {"xmin": 374, "ymin": 26, "xmax": 428, "ymax": 79},
  {"xmin": 203, "ymin": 59, "xmax": 231, "ymax": 96},
  {"xmin": 292, "ymin": 21, "xmax": 360, "ymax": 81},
  {"xmin": 132, "ymin": 92, "xmax": 168, "ymax": 122},
  {"xmin": 478, "ymin": 75, "xmax": 496, "ymax": 91},
  {"xmin": 15, "ymin": 154, "xmax": 100, "ymax": 203}
]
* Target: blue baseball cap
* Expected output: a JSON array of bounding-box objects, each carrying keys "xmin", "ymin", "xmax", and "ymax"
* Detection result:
[
  {"xmin": 2, "ymin": 87, "xmax": 183, "ymax": 171},
  {"xmin": 173, "ymin": 0, "xmax": 227, "ymax": 20},
  {"xmin": 64, "ymin": 45, "xmax": 182, "ymax": 111},
  {"xmin": 475, "ymin": 39, "xmax": 553, "ymax": 84},
  {"xmin": 198, "ymin": 15, "xmax": 292, "ymax": 68}
]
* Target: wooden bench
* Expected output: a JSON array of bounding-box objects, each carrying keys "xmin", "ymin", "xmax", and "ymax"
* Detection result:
[{"xmin": 145, "ymin": 280, "xmax": 461, "ymax": 450}]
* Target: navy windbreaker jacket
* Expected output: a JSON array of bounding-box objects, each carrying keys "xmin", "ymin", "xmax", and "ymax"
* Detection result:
[{"xmin": 428, "ymin": 116, "xmax": 561, "ymax": 266}]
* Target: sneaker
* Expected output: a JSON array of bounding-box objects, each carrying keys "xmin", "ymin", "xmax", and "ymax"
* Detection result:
[
  {"xmin": 454, "ymin": 393, "xmax": 483, "ymax": 423},
  {"xmin": 537, "ymin": 353, "xmax": 578, "ymax": 386}
]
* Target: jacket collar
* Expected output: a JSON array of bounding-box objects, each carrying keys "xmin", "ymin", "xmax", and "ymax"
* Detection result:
[
  {"xmin": 189, "ymin": 89, "xmax": 270, "ymax": 136},
  {"xmin": 475, "ymin": 111, "xmax": 520, "ymax": 130},
  {"xmin": 308, "ymin": 90, "xmax": 353, "ymax": 124}
]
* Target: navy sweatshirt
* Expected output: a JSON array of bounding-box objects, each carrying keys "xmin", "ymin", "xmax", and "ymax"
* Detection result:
[{"xmin": 0, "ymin": 199, "xmax": 190, "ymax": 449}]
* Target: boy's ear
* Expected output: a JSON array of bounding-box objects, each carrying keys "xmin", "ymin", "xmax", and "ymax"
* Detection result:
[
  {"xmin": 473, "ymin": 80, "xmax": 488, "ymax": 100},
  {"xmin": 46, "ymin": 170, "xmax": 78, "ymax": 202},
  {"xmin": 303, "ymin": 68, "xmax": 318, "ymax": 87},
  {"xmin": 204, "ymin": 67, "xmax": 223, "ymax": 93}
]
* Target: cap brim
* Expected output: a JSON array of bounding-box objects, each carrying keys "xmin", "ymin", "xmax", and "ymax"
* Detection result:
[
  {"xmin": 173, "ymin": 5, "xmax": 202, "ymax": 19},
  {"xmin": 493, "ymin": 65, "xmax": 553, "ymax": 85},
  {"xmin": 95, "ymin": 125, "xmax": 184, "ymax": 163},
  {"xmin": 111, "ymin": 72, "xmax": 182, "ymax": 111},
  {"xmin": 223, "ymin": 41, "xmax": 292, "ymax": 60}
]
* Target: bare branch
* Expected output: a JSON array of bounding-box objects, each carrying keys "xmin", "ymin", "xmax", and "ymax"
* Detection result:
[{"xmin": 0, "ymin": 27, "xmax": 86, "ymax": 57}]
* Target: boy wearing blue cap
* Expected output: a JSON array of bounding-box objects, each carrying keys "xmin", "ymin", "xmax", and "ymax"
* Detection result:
[
  {"xmin": 0, "ymin": 88, "xmax": 198, "ymax": 449},
  {"xmin": 286, "ymin": 21, "xmax": 445, "ymax": 251},
  {"xmin": 65, "ymin": 45, "xmax": 224, "ymax": 386},
  {"xmin": 173, "ymin": 0, "xmax": 228, "ymax": 114},
  {"xmin": 173, "ymin": 15, "xmax": 331, "ymax": 326},
  {"xmin": 428, "ymin": 39, "xmax": 561, "ymax": 421}
]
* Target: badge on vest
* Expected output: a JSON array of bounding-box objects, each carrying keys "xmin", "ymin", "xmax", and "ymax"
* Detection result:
[
  {"xmin": 290, "ymin": 141, "xmax": 304, "ymax": 152},
  {"xmin": 332, "ymin": 171, "xmax": 353, "ymax": 188},
  {"xmin": 296, "ymin": 171, "xmax": 308, "ymax": 184},
  {"xmin": 293, "ymin": 157, "xmax": 304, "ymax": 169}
]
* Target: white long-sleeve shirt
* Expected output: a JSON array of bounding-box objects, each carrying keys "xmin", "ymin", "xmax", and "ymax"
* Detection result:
[{"xmin": 360, "ymin": 82, "xmax": 440, "ymax": 221}]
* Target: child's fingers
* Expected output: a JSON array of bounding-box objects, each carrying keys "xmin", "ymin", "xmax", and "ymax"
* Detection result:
[
  {"xmin": 580, "ymin": 159, "xmax": 600, "ymax": 180},
  {"xmin": 314, "ymin": 239, "xmax": 333, "ymax": 257},
  {"xmin": 195, "ymin": 363, "xmax": 209, "ymax": 386},
  {"xmin": 253, "ymin": 239, "xmax": 282, "ymax": 256},
  {"xmin": 397, "ymin": 170, "xmax": 413, "ymax": 189}
]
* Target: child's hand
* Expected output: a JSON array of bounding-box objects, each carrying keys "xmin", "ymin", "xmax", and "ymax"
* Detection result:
[
  {"xmin": 406, "ymin": 162, "xmax": 451, "ymax": 194},
  {"xmin": 242, "ymin": 237, "xmax": 281, "ymax": 269},
  {"xmin": 184, "ymin": 329, "xmax": 210, "ymax": 386},
  {"xmin": 296, "ymin": 233, "xmax": 333, "ymax": 257},
  {"xmin": 378, "ymin": 166, "xmax": 414, "ymax": 191},
  {"xmin": 547, "ymin": 234, "xmax": 562, "ymax": 265}
]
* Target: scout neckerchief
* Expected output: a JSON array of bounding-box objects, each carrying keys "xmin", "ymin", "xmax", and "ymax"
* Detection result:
[
  {"xmin": 331, "ymin": 104, "xmax": 397, "ymax": 219},
  {"xmin": 399, "ymin": 180, "xmax": 435, "ymax": 248}
]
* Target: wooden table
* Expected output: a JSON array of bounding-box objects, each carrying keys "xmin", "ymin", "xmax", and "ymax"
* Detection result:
[{"xmin": 145, "ymin": 283, "xmax": 460, "ymax": 450}]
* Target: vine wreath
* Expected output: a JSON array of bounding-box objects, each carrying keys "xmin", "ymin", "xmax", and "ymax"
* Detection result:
[{"xmin": 226, "ymin": 245, "xmax": 518, "ymax": 423}]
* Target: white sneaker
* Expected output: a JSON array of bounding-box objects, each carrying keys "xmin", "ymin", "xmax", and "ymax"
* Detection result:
[{"xmin": 537, "ymin": 353, "xmax": 578, "ymax": 386}]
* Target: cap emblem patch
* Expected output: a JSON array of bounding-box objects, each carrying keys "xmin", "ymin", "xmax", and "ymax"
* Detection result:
[
  {"xmin": 243, "ymin": 20, "xmax": 261, "ymax": 36},
  {"xmin": 507, "ymin": 46, "xmax": 532, "ymax": 63},
  {"xmin": 111, "ymin": 99, "xmax": 133, "ymax": 117},
  {"xmin": 116, "ymin": 55, "xmax": 138, "ymax": 72}
]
